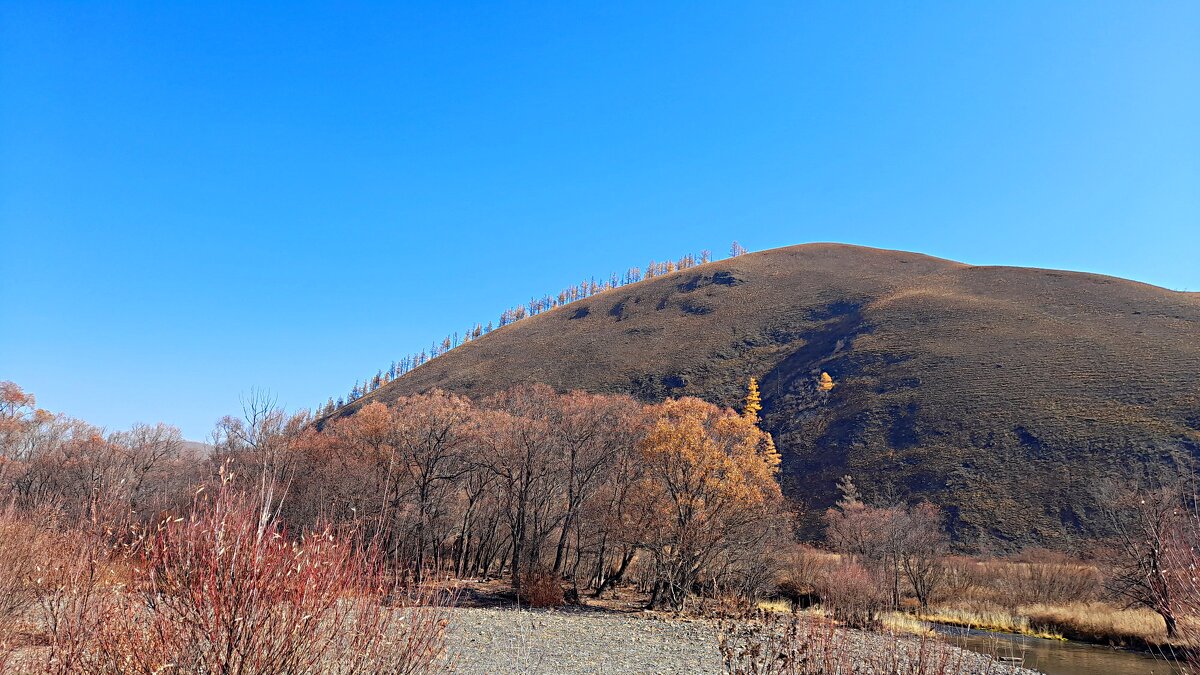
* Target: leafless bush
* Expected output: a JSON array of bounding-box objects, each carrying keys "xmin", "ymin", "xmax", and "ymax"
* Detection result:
[
  {"xmin": 0, "ymin": 504, "xmax": 48, "ymax": 625},
  {"xmin": 823, "ymin": 478, "xmax": 948, "ymax": 610},
  {"xmin": 0, "ymin": 501, "xmax": 126, "ymax": 674},
  {"xmin": 111, "ymin": 480, "xmax": 447, "ymax": 674},
  {"xmin": 931, "ymin": 552, "xmax": 1100, "ymax": 610},
  {"xmin": 521, "ymin": 567, "xmax": 566, "ymax": 608},
  {"xmin": 0, "ymin": 505, "xmax": 83, "ymax": 672},
  {"xmin": 968, "ymin": 556, "xmax": 1099, "ymax": 607},
  {"xmin": 24, "ymin": 525, "xmax": 120, "ymax": 674},
  {"xmin": 814, "ymin": 562, "xmax": 888, "ymax": 629},
  {"xmin": 1022, "ymin": 561, "xmax": 1100, "ymax": 605},
  {"xmin": 776, "ymin": 544, "xmax": 836, "ymax": 608},
  {"xmin": 933, "ymin": 557, "xmax": 983, "ymax": 606}
]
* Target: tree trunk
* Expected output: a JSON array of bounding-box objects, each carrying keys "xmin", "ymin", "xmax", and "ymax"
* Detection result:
[
  {"xmin": 594, "ymin": 548, "xmax": 636, "ymax": 598},
  {"xmin": 1163, "ymin": 610, "xmax": 1178, "ymax": 639},
  {"xmin": 552, "ymin": 513, "xmax": 573, "ymax": 574}
]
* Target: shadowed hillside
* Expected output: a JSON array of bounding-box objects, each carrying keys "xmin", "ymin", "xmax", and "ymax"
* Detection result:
[{"xmin": 345, "ymin": 243, "xmax": 1200, "ymax": 550}]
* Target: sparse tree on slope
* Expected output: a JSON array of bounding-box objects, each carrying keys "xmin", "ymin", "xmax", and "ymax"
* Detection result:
[
  {"xmin": 818, "ymin": 372, "xmax": 835, "ymax": 391},
  {"xmin": 744, "ymin": 377, "xmax": 763, "ymax": 423}
]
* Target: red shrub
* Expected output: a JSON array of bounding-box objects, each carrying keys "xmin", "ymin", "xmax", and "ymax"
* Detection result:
[
  {"xmin": 10, "ymin": 472, "xmax": 450, "ymax": 674},
  {"xmin": 521, "ymin": 568, "xmax": 566, "ymax": 608}
]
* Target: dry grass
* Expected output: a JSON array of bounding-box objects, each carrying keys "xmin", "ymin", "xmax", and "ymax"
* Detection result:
[
  {"xmin": 918, "ymin": 601, "xmax": 1175, "ymax": 647},
  {"xmin": 757, "ymin": 599, "xmax": 793, "ymax": 614},
  {"xmin": 882, "ymin": 612, "xmax": 937, "ymax": 637},
  {"xmin": 920, "ymin": 555, "xmax": 1176, "ymax": 648},
  {"xmin": 1021, "ymin": 602, "xmax": 1170, "ymax": 647},
  {"xmin": 916, "ymin": 603, "xmax": 1062, "ymax": 641}
]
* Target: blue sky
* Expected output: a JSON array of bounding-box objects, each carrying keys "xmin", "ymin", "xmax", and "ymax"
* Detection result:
[{"xmin": 2, "ymin": 2, "xmax": 1197, "ymax": 440}]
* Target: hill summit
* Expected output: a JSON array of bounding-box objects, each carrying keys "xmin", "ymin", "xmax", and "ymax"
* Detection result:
[{"xmin": 347, "ymin": 243, "xmax": 1200, "ymax": 549}]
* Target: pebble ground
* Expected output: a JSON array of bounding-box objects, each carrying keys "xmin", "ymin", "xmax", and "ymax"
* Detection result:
[
  {"xmin": 439, "ymin": 606, "xmax": 1042, "ymax": 675},
  {"xmin": 443, "ymin": 606, "xmax": 723, "ymax": 674}
]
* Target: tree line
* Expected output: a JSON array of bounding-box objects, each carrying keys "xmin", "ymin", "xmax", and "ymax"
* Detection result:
[
  {"xmin": 322, "ymin": 242, "xmax": 750, "ymax": 416},
  {"xmin": 1, "ymin": 377, "xmax": 782, "ymax": 610}
]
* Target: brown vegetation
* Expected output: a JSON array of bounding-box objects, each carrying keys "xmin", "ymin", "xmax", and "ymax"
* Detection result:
[
  {"xmin": 757, "ymin": 475, "xmax": 1200, "ymax": 658},
  {"xmin": 0, "ymin": 483, "xmax": 450, "ymax": 674},
  {"xmin": 519, "ymin": 568, "xmax": 567, "ymax": 608},
  {"xmin": 326, "ymin": 247, "xmax": 719, "ymax": 412},
  {"xmin": 904, "ymin": 552, "xmax": 1176, "ymax": 649}
]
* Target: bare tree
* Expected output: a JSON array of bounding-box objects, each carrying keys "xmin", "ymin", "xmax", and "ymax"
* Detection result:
[
  {"xmin": 211, "ymin": 388, "xmax": 309, "ymax": 534},
  {"xmin": 550, "ymin": 392, "xmax": 642, "ymax": 576},
  {"xmin": 108, "ymin": 423, "xmax": 184, "ymax": 517},
  {"xmin": 899, "ymin": 502, "xmax": 947, "ymax": 609},
  {"xmin": 1096, "ymin": 478, "xmax": 1185, "ymax": 638},
  {"xmin": 477, "ymin": 385, "xmax": 566, "ymax": 593},
  {"xmin": 824, "ymin": 477, "xmax": 948, "ymax": 610},
  {"xmin": 389, "ymin": 390, "xmax": 474, "ymax": 581}
]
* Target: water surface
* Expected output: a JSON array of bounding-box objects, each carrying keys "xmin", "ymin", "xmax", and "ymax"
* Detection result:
[{"xmin": 938, "ymin": 625, "xmax": 1184, "ymax": 675}]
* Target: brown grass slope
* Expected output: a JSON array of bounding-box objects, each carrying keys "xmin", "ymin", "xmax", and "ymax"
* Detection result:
[{"xmin": 347, "ymin": 243, "xmax": 1200, "ymax": 550}]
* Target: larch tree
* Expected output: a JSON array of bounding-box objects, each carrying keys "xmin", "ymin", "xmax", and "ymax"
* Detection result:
[
  {"xmin": 818, "ymin": 372, "xmax": 835, "ymax": 391},
  {"xmin": 743, "ymin": 377, "xmax": 763, "ymax": 423}
]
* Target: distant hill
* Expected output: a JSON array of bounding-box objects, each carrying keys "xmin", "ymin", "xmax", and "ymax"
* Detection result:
[
  {"xmin": 181, "ymin": 440, "xmax": 213, "ymax": 456},
  {"xmin": 344, "ymin": 243, "xmax": 1200, "ymax": 550}
]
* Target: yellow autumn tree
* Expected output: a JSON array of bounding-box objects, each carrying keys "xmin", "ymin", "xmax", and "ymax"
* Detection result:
[
  {"xmin": 818, "ymin": 372, "xmax": 835, "ymax": 391},
  {"xmin": 634, "ymin": 397, "xmax": 783, "ymax": 609},
  {"xmin": 744, "ymin": 377, "xmax": 762, "ymax": 423}
]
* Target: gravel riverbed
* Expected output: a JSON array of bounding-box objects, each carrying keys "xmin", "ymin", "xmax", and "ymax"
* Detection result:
[
  {"xmin": 443, "ymin": 606, "xmax": 723, "ymax": 674},
  {"xmin": 439, "ymin": 607, "xmax": 1041, "ymax": 674}
]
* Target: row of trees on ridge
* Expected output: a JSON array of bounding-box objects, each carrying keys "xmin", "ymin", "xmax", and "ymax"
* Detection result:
[{"xmin": 321, "ymin": 242, "xmax": 751, "ymax": 416}]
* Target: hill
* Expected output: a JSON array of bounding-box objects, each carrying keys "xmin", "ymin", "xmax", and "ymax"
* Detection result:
[{"xmin": 344, "ymin": 243, "xmax": 1200, "ymax": 550}]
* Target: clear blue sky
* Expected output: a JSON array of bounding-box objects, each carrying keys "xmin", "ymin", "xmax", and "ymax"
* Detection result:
[{"xmin": 2, "ymin": 2, "xmax": 1197, "ymax": 440}]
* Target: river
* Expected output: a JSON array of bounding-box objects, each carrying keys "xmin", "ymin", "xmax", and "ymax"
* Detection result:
[{"xmin": 937, "ymin": 625, "xmax": 1185, "ymax": 675}]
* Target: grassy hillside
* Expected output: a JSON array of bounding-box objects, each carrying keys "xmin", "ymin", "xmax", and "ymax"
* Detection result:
[{"xmin": 346, "ymin": 243, "xmax": 1200, "ymax": 550}]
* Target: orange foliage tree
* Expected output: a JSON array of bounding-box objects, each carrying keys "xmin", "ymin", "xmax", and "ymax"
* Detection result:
[{"xmin": 633, "ymin": 396, "xmax": 784, "ymax": 609}]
